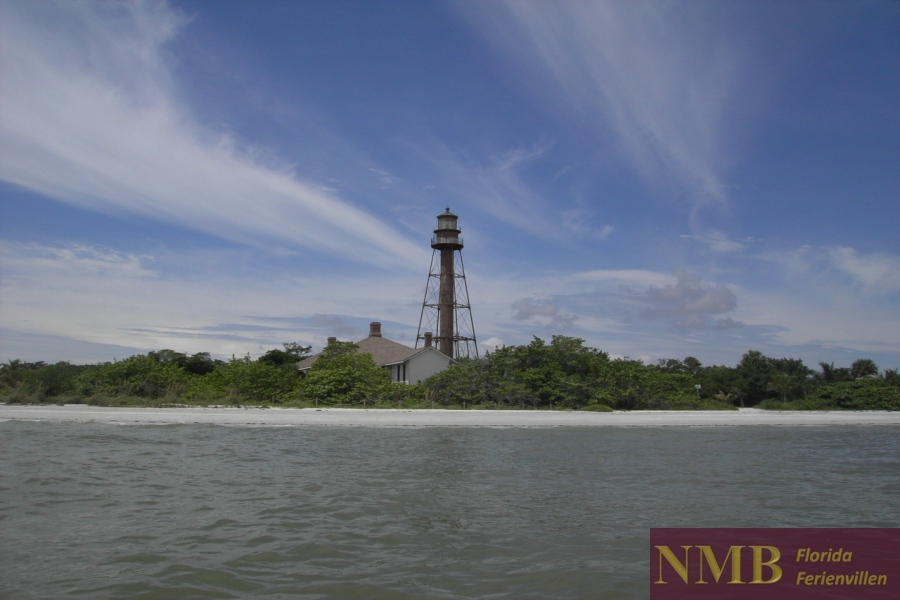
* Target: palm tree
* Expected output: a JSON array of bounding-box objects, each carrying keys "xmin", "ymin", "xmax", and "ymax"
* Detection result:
[
  {"xmin": 850, "ymin": 359, "xmax": 878, "ymax": 380},
  {"xmin": 817, "ymin": 362, "xmax": 851, "ymax": 384},
  {"xmin": 713, "ymin": 390, "xmax": 735, "ymax": 406},
  {"xmin": 767, "ymin": 371, "xmax": 794, "ymax": 403}
]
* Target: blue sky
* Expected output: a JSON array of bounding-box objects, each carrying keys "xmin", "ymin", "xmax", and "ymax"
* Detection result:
[{"xmin": 1, "ymin": 0, "xmax": 898, "ymax": 370}]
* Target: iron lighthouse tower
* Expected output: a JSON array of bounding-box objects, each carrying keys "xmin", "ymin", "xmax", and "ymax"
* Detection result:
[{"xmin": 416, "ymin": 208, "xmax": 478, "ymax": 359}]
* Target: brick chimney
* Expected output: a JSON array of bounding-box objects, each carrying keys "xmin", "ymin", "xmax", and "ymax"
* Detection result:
[
  {"xmin": 327, "ymin": 337, "xmax": 337, "ymax": 346},
  {"xmin": 424, "ymin": 331, "xmax": 433, "ymax": 348},
  {"xmin": 369, "ymin": 322, "xmax": 382, "ymax": 337}
]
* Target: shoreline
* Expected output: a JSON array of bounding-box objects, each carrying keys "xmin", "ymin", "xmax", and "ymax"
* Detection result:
[{"xmin": 1, "ymin": 405, "xmax": 898, "ymax": 427}]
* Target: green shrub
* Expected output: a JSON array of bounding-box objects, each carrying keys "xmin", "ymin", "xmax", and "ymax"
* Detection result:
[
  {"xmin": 186, "ymin": 355, "xmax": 300, "ymax": 404},
  {"xmin": 807, "ymin": 379, "xmax": 900, "ymax": 411},
  {"xmin": 75, "ymin": 355, "xmax": 189, "ymax": 398},
  {"xmin": 2, "ymin": 387, "xmax": 38, "ymax": 404},
  {"xmin": 377, "ymin": 383, "xmax": 427, "ymax": 407},
  {"xmin": 755, "ymin": 380, "xmax": 900, "ymax": 411},
  {"xmin": 82, "ymin": 394, "xmax": 148, "ymax": 407},
  {"xmin": 295, "ymin": 342, "xmax": 392, "ymax": 405}
]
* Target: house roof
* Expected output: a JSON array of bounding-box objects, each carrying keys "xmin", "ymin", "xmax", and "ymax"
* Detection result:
[{"xmin": 297, "ymin": 334, "xmax": 443, "ymax": 371}]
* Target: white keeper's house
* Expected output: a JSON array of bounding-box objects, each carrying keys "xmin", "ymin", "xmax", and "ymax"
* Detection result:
[{"xmin": 296, "ymin": 322, "xmax": 454, "ymax": 384}]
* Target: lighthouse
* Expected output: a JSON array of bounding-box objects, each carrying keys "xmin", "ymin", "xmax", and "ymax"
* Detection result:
[{"xmin": 416, "ymin": 208, "xmax": 478, "ymax": 359}]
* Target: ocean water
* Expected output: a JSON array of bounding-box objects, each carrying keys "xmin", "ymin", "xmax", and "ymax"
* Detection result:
[{"xmin": 1, "ymin": 421, "xmax": 898, "ymax": 599}]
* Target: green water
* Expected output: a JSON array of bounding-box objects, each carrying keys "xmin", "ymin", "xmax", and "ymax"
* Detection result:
[{"xmin": 1, "ymin": 422, "xmax": 897, "ymax": 599}]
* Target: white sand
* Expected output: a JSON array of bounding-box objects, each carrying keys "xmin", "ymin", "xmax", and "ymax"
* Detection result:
[{"xmin": 1, "ymin": 405, "xmax": 898, "ymax": 427}]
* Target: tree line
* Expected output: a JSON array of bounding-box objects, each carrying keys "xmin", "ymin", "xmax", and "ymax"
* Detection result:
[
  {"xmin": 425, "ymin": 337, "xmax": 899, "ymax": 411},
  {"xmin": 1, "ymin": 336, "xmax": 898, "ymax": 410}
]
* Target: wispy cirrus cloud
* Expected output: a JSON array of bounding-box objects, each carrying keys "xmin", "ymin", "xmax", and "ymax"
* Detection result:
[
  {"xmin": 682, "ymin": 231, "xmax": 752, "ymax": 253},
  {"xmin": 0, "ymin": 0, "xmax": 423, "ymax": 268},
  {"xmin": 460, "ymin": 0, "xmax": 745, "ymax": 218},
  {"xmin": 562, "ymin": 209, "xmax": 614, "ymax": 240},
  {"xmin": 408, "ymin": 139, "xmax": 564, "ymax": 239},
  {"xmin": 760, "ymin": 245, "xmax": 900, "ymax": 296},
  {"xmin": 829, "ymin": 247, "xmax": 900, "ymax": 294}
]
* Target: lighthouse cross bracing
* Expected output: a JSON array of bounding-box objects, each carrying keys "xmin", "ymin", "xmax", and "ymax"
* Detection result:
[
  {"xmin": 416, "ymin": 251, "xmax": 478, "ymax": 359},
  {"xmin": 416, "ymin": 209, "xmax": 478, "ymax": 360}
]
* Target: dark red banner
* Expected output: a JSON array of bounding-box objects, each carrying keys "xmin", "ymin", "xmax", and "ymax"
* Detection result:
[{"xmin": 650, "ymin": 528, "xmax": 898, "ymax": 599}]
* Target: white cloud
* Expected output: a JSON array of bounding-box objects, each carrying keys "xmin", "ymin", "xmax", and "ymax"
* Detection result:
[
  {"xmin": 411, "ymin": 140, "xmax": 564, "ymax": 239},
  {"xmin": 512, "ymin": 298, "xmax": 558, "ymax": 321},
  {"xmin": 461, "ymin": 1, "xmax": 744, "ymax": 214},
  {"xmin": 0, "ymin": 240, "xmax": 426, "ymax": 360},
  {"xmin": 480, "ymin": 337, "xmax": 505, "ymax": 353},
  {"xmin": 511, "ymin": 297, "xmax": 576, "ymax": 329},
  {"xmin": 368, "ymin": 167, "xmax": 398, "ymax": 188},
  {"xmin": 758, "ymin": 245, "xmax": 815, "ymax": 280},
  {"xmin": 0, "ymin": 0, "xmax": 424, "ymax": 268},
  {"xmin": 737, "ymin": 287, "xmax": 900, "ymax": 356},
  {"xmin": 3, "ymin": 239, "xmax": 898, "ymax": 368},
  {"xmin": 0, "ymin": 242, "xmax": 156, "ymax": 281},
  {"xmin": 562, "ymin": 209, "xmax": 614, "ymax": 240},
  {"xmin": 735, "ymin": 245, "xmax": 900, "ymax": 357},
  {"xmin": 634, "ymin": 270, "xmax": 739, "ymax": 330},
  {"xmin": 829, "ymin": 247, "xmax": 900, "ymax": 294},
  {"xmin": 760, "ymin": 245, "xmax": 900, "ymax": 296}
]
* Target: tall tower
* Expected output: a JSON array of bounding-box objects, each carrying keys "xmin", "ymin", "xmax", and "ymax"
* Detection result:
[{"xmin": 416, "ymin": 208, "xmax": 478, "ymax": 359}]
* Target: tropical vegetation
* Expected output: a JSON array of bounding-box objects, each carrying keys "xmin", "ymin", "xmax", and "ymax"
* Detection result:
[{"xmin": 2, "ymin": 337, "xmax": 898, "ymax": 410}]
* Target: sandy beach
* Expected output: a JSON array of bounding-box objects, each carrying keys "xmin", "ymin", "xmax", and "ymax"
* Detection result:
[{"xmin": 1, "ymin": 404, "xmax": 898, "ymax": 427}]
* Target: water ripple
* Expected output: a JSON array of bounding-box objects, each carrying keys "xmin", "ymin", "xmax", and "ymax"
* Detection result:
[{"xmin": 1, "ymin": 422, "xmax": 897, "ymax": 598}]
